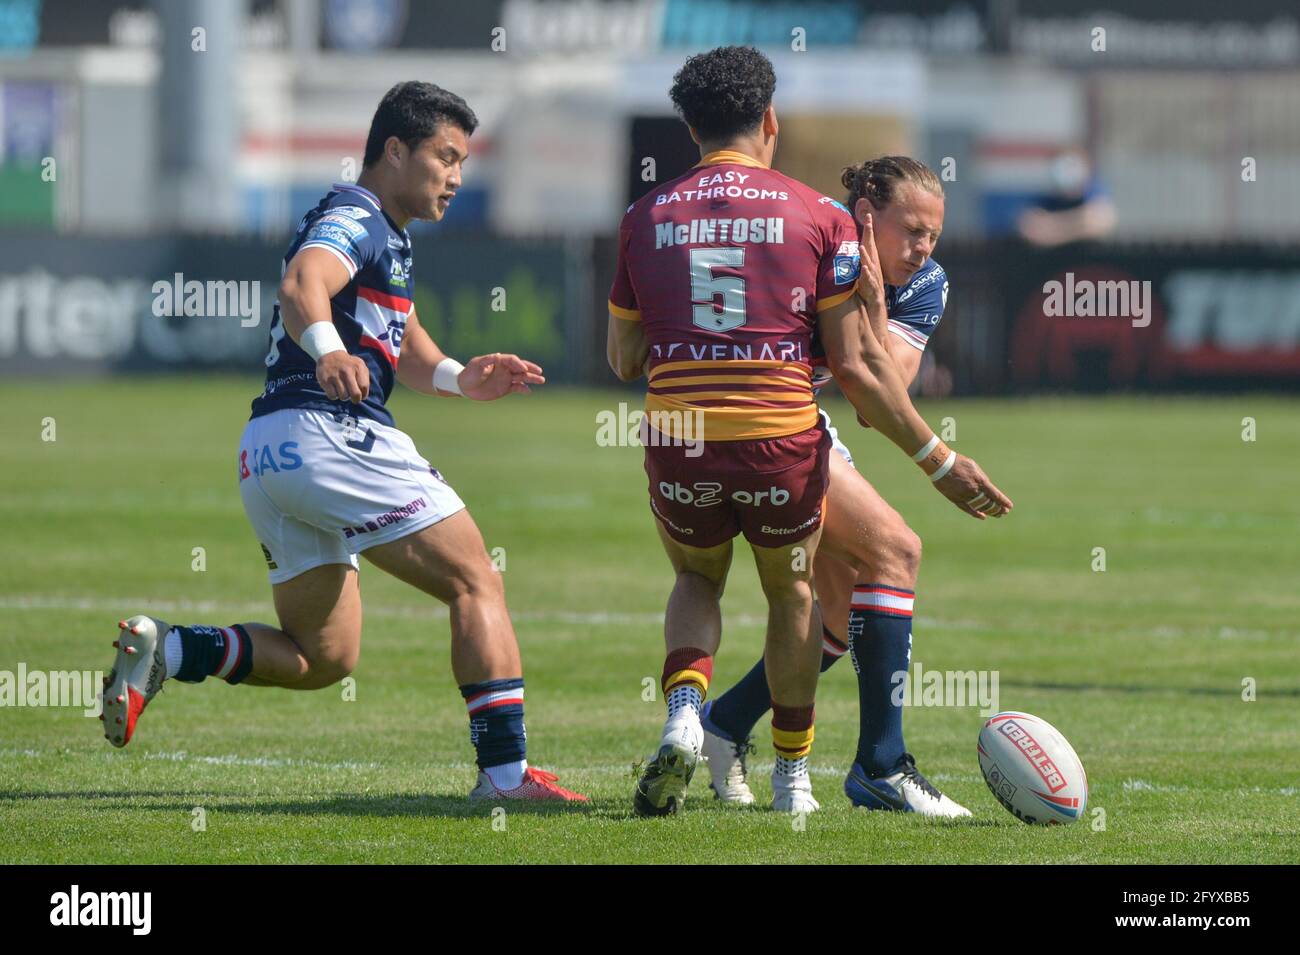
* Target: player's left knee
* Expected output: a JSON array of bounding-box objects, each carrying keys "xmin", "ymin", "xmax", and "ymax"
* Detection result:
[
  {"xmin": 894, "ymin": 526, "xmax": 922, "ymax": 575},
  {"xmin": 864, "ymin": 523, "xmax": 922, "ymax": 582}
]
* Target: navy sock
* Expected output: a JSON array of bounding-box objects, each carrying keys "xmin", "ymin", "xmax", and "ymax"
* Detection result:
[
  {"xmin": 173, "ymin": 624, "xmax": 254, "ymax": 684},
  {"xmin": 459, "ymin": 678, "xmax": 526, "ymax": 770},
  {"xmin": 705, "ymin": 626, "xmax": 845, "ymax": 744},
  {"xmin": 847, "ymin": 584, "xmax": 914, "ymax": 775}
]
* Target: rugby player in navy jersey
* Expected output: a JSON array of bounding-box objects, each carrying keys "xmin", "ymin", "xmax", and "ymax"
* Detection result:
[
  {"xmin": 98, "ymin": 81, "xmax": 586, "ymax": 803},
  {"xmin": 702, "ymin": 157, "xmax": 988, "ymax": 816}
]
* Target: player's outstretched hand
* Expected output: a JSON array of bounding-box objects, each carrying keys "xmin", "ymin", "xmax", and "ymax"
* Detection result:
[
  {"xmin": 933, "ymin": 454, "xmax": 1014, "ymax": 519},
  {"xmin": 317, "ymin": 352, "xmax": 370, "ymax": 404},
  {"xmin": 460, "ymin": 353, "xmax": 546, "ymax": 401},
  {"xmin": 856, "ymin": 213, "xmax": 887, "ymax": 304}
]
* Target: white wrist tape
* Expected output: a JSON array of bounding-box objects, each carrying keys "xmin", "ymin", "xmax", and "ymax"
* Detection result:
[
  {"xmin": 300, "ymin": 321, "xmax": 346, "ymax": 361},
  {"xmin": 433, "ymin": 358, "xmax": 465, "ymax": 395},
  {"xmin": 929, "ymin": 450, "xmax": 957, "ymax": 482},
  {"xmin": 911, "ymin": 435, "xmax": 940, "ymax": 462}
]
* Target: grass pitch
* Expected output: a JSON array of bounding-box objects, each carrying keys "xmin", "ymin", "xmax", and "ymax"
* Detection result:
[{"xmin": 1, "ymin": 378, "xmax": 1297, "ymax": 863}]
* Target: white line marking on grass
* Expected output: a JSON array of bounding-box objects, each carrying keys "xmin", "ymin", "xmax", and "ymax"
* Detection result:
[
  {"xmin": 0, "ymin": 746, "xmax": 382, "ymax": 772},
  {"xmin": 0, "ymin": 594, "xmax": 738, "ymax": 627},
  {"xmin": 1123, "ymin": 778, "xmax": 1187, "ymax": 793},
  {"xmin": 0, "ymin": 747, "xmax": 996, "ymax": 786},
  {"xmin": 12, "ymin": 597, "xmax": 728, "ymax": 628},
  {"xmin": 142, "ymin": 750, "xmax": 383, "ymax": 770},
  {"xmin": 6, "ymin": 748, "xmax": 1298, "ymax": 797},
  {"xmin": 7, "ymin": 594, "xmax": 1294, "ymax": 641},
  {"xmin": 1121, "ymin": 780, "xmax": 1296, "ymax": 797}
]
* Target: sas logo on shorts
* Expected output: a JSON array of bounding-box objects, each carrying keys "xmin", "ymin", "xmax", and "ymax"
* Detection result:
[
  {"xmin": 240, "ymin": 442, "xmax": 303, "ymax": 480},
  {"xmin": 260, "ymin": 543, "xmax": 278, "ymax": 569},
  {"xmin": 833, "ymin": 253, "xmax": 861, "ymax": 285}
]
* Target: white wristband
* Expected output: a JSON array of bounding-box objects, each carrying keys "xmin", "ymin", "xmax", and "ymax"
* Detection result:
[
  {"xmin": 299, "ymin": 321, "xmax": 346, "ymax": 361},
  {"xmin": 911, "ymin": 435, "xmax": 940, "ymax": 462},
  {"xmin": 929, "ymin": 450, "xmax": 957, "ymax": 482},
  {"xmin": 433, "ymin": 358, "xmax": 465, "ymax": 395}
]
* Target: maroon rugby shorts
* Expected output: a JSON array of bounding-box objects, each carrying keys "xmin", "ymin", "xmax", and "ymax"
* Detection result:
[{"xmin": 643, "ymin": 423, "xmax": 830, "ymax": 549}]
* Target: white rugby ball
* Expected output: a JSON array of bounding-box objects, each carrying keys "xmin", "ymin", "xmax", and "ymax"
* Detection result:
[{"xmin": 978, "ymin": 711, "xmax": 1088, "ymax": 825}]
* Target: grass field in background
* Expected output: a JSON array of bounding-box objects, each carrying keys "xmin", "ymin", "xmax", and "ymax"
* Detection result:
[{"xmin": 1, "ymin": 378, "xmax": 1297, "ymax": 863}]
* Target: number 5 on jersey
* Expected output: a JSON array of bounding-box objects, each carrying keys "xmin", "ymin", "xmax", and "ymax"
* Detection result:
[{"xmin": 691, "ymin": 247, "xmax": 747, "ymax": 332}]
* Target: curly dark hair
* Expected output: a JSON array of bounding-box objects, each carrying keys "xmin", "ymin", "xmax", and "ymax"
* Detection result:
[
  {"xmin": 363, "ymin": 81, "xmax": 479, "ymax": 167},
  {"xmin": 669, "ymin": 46, "xmax": 776, "ymax": 143},
  {"xmin": 842, "ymin": 155, "xmax": 944, "ymax": 210}
]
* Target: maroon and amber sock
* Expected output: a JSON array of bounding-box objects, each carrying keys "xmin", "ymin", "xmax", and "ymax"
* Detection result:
[
  {"xmin": 771, "ymin": 701, "xmax": 815, "ymax": 776},
  {"xmin": 662, "ymin": 646, "xmax": 712, "ymax": 718}
]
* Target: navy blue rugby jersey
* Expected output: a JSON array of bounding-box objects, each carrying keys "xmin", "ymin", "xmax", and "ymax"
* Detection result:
[
  {"xmin": 810, "ymin": 256, "xmax": 949, "ymax": 393},
  {"xmin": 251, "ymin": 182, "xmax": 413, "ymax": 427}
]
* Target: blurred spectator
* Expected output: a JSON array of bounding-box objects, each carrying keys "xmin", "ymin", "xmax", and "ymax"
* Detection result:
[{"xmin": 1016, "ymin": 146, "xmax": 1117, "ymax": 247}]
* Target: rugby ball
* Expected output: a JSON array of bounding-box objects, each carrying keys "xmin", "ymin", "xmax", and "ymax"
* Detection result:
[{"xmin": 978, "ymin": 711, "xmax": 1088, "ymax": 825}]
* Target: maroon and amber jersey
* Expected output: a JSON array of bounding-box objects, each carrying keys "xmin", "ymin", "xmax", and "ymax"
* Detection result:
[{"xmin": 609, "ymin": 150, "xmax": 862, "ymax": 442}]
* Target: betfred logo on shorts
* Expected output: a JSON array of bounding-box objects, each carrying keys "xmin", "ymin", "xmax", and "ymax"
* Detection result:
[
  {"xmin": 761, "ymin": 508, "xmax": 821, "ymax": 537},
  {"xmin": 649, "ymin": 497, "xmax": 693, "ymax": 536},
  {"xmin": 997, "ymin": 720, "xmax": 1067, "ymax": 793},
  {"xmin": 658, "ymin": 481, "xmax": 790, "ymax": 507}
]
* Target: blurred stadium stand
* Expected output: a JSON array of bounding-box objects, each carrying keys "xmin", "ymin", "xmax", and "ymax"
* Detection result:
[{"xmin": 1, "ymin": 0, "xmax": 1298, "ymax": 391}]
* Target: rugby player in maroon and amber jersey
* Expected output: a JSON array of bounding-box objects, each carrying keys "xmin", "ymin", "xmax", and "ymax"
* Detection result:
[{"xmin": 608, "ymin": 47, "xmax": 1010, "ymax": 816}]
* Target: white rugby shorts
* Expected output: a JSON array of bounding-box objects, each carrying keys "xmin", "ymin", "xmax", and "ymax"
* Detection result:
[
  {"xmin": 818, "ymin": 407, "xmax": 855, "ymax": 469},
  {"xmin": 238, "ymin": 408, "xmax": 465, "ymax": 583}
]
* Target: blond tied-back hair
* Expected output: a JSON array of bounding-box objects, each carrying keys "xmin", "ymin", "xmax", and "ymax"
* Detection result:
[{"xmin": 841, "ymin": 155, "xmax": 944, "ymax": 210}]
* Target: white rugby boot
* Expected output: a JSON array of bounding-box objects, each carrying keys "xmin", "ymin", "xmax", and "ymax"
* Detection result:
[
  {"xmin": 100, "ymin": 615, "xmax": 170, "ymax": 748},
  {"xmin": 701, "ymin": 724, "xmax": 756, "ymax": 805},
  {"xmin": 844, "ymin": 753, "xmax": 973, "ymax": 818},
  {"xmin": 633, "ymin": 712, "xmax": 703, "ymax": 816},
  {"xmin": 771, "ymin": 771, "xmax": 820, "ymax": 814}
]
